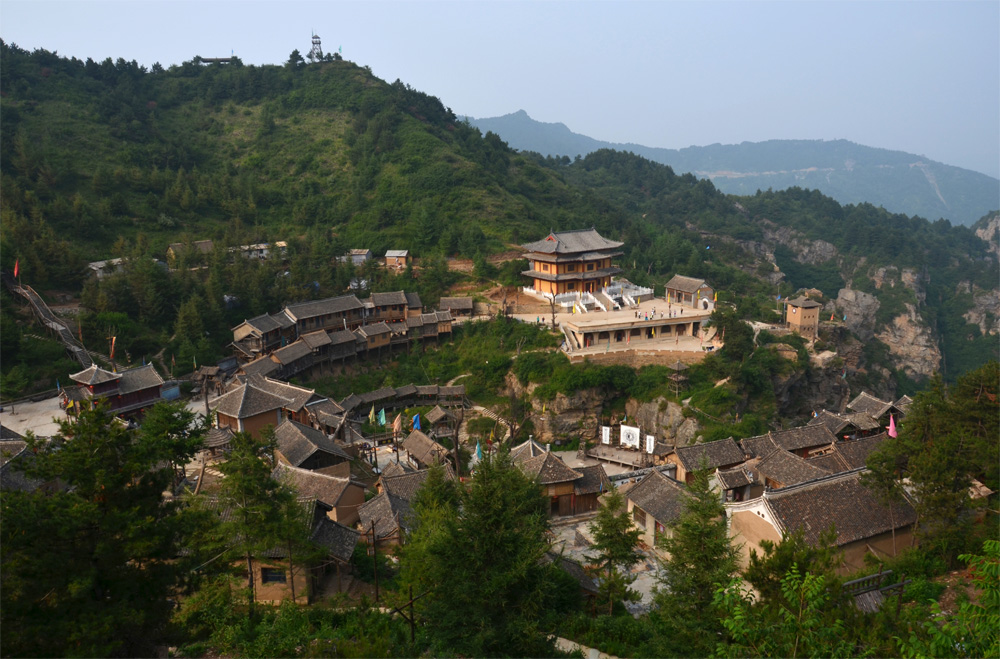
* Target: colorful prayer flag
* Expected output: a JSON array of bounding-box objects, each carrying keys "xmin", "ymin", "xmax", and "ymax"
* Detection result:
[
  {"xmin": 392, "ymin": 413, "xmax": 402, "ymax": 435},
  {"xmin": 888, "ymin": 414, "xmax": 898, "ymax": 438},
  {"xmin": 412, "ymin": 413, "xmax": 420, "ymax": 430},
  {"xmin": 369, "ymin": 405, "xmax": 376, "ymax": 424},
  {"xmin": 378, "ymin": 408, "xmax": 386, "ymax": 426},
  {"xmin": 13, "ymin": 259, "xmax": 19, "ymax": 278},
  {"xmin": 110, "ymin": 336, "xmax": 116, "ymax": 360},
  {"xmin": 714, "ymin": 291, "xmax": 718, "ymax": 302},
  {"xmin": 476, "ymin": 441, "xmax": 483, "ymax": 461}
]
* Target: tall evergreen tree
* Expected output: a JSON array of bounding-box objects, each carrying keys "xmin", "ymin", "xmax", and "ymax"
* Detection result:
[
  {"xmin": 402, "ymin": 451, "xmax": 561, "ymax": 657},
  {"xmin": 585, "ymin": 487, "xmax": 643, "ymax": 615},
  {"xmin": 0, "ymin": 402, "xmax": 205, "ymax": 657},
  {"xmin": 651, "ymin": 468, "xmax": 739, "ymax": 657}
]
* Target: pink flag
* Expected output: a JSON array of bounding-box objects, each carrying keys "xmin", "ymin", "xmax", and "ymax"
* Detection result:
[{"xmin": 888, "ymin": 414, "xmax": 898, "ymax": 438}]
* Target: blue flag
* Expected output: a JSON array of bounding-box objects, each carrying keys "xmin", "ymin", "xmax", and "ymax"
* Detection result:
[
  {"xmin": 56, "ymin": 379, "xmax": 60, "ymax": 392},
  {"xmin": 476, "ymin": 441, "xmax": 483, "ymax": 461},
  {"xmin": 412, "ymin": 413, "xmax": 421, "ymax": 430}
]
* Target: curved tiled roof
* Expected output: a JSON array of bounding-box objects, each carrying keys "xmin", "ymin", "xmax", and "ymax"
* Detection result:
[
  {"xmin": 626, "ymin": 469, "xmax": 688, "ymax": 525},
  {"xmin": 674, "ymin": 438, "xmax": 744, "ymax": 471},
  {"xmin": 210, "ymin": 382, "xmax": 291, "ymax": 418},
  {"xmin": 274, "ymin": 419, "xmax": 350, "ymax": 466},
  {"xmin": 521, "ymin": 228, "xmax": 624, "ymax": 255}
]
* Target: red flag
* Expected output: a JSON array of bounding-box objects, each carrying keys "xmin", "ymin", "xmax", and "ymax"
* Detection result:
[
  {"xmin": 13, "ymin": 259, "xmax": 19, "ymax": 278},
  {"xmin": 110, "ymin": 336, "xmax": 116, "ymax": 360}
]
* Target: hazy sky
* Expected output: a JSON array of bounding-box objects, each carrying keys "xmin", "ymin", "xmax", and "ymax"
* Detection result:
[{"xmin": 3, "ymin": 1, "xmax": 998, "ymax": 178}]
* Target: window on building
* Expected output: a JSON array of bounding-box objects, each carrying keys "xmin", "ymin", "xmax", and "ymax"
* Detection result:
[
  {"xmin": 542, "ymin": 263, "xmax": 549, "ymax": 272},
  {"xmin": 587, "ymin": 263, "xmax": 595, "ymax": 271},
  {"xmin": 633, "ymin": 507, "xmax": 647, "ymax": 529},
  {"xmin": 567, "ymin": 263, "xmax": 577, "ymax": 272},
  {"xmin": 568, "ymin": 282, "xmax": 576, "ymax": 291},
  {"xmin": 261, "ymin": 567, "xmax": 287, "ymax": 584}
]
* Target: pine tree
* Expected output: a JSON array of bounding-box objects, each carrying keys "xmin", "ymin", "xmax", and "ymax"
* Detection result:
[
  {"xmin": 0, "ymin": 403, "xmax": 205, "ymax": 657},
  {"xmin": 402, "ymin": 451, "xmax": 561, "ymax": 657},
  {"xmin": 585, "ymin": 487, "xmax": 643, "ymax": 615},
  {"xmin": 652, "ymin": 468, "xmax": 739, "ymax": 656}
]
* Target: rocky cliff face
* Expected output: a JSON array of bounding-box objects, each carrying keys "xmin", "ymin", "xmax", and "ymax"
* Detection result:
[
  {"xmin": 836, "ymin": 288, "xmax": 880, "ymax": 341},
  {"xmin": 875, "ymin": 303, "xmax": 942, "ymax": 378},
  {"xmin": 963, "ymin": 286, "xmax": 1000, "ymax": 338},
  {"xmin": 624, "ymin": 398, "xmax": 700, "ymax": 447},
  {"xmin": 975, "ymin": 212, "xmax": 1000, "ymax": 258}
]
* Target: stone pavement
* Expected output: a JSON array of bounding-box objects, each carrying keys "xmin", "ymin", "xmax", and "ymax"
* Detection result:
[{"xmin": 0, "ymin": 395, "xmax": 65, "ymax": 438}]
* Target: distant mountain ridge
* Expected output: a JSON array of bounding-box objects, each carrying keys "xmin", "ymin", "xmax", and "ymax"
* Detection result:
[{"xmin": 468, "ymin": 110, "xmax": 1000, "ymax": 227}]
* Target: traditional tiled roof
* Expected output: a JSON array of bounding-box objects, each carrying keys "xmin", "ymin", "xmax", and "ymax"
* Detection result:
[
  {"xmin": 768, "ymin": 425, "xmax": 837, "ymax": 452},
  {"xmin": 510, "ymin": 438, "xmax": 549, "ymax": 461},
  {"xmin": 664, "ymin": 275, "xmax": 709, "ymax": 294},
  {"xmin": 415, "ymin": 385, "xmax": 439, "ymax": 396},
  {"xmin": 739, "ymin": 434, "xmax": 780, "ymax": 459},
  {"xmin": 574, "ymin": 464, "xmax": 611, "ymax": 495},
  {"xmin": 310, "ymin": 517, "xmax": 360, "ymax": 562},
  {"xmin": 753, "ymin": 449, "xmax": 831, "ymax": 488},
  {"xmin": 0, "ymin": 439, "xmax": 28, "ymax": 467},
  {"xmin": 406, "ymin": 316, "xmax": 424, "ymax": 329},
  {"xmin": 894, "ymin": 395, "xmax": 914, "ymax": 415},
  {"xmin": 0, "ymin": 447, "xmax": 44, "ymax": 492},
  {"xmin": 439, "ymin": 297, "xmax": 473, "ymax": 311},
  {"xmin": 380, "ymin": 462, "xmax": 411, "ymax": 478},
  {"xmin": 717, "ymin": 465, "xmax": 755, "ymax": 490},
  {"xmin": 358, "ymin": 492, "xmax": 411, "ymax": 539},
  {"xmin": 805, "ymin": 452, "xmax": 851, "ymax": 474},
  {"xmin": 371, "ymin": 291, "xmax": 407, "ymax": 307},
  {"xmin": 272, "ymin": 341, "xmax": 312, "ymax": 364},
  {"xmin": 435, "ymin": 310, "xmax": 453, "ymax": 323},
  {"xmin": 327, "ymin": 329, "xmax": 356, "ymax": 345},
  {"xmin": 70, "ymin": 364, "xmax": 121, "ymax": 386},
  {"xmin": 847, "ymin": 391, "xmax": 894, "ymax": 418},
  {"xmin": 785, "ymin": 296, "xmax": 822, "ymax": 309},
  {"xmin": 274, "ymin": 462, "xmax": 359, "ymax": 509},
  {"xmin": 402, "ymin": 430, "xmax": 450, "ymax": 467},
  {"xmin": 808, "ymin": 410, "xmax": 879, "ymax": 435},
  {"xmin": 240, "ymin": 355, "xmax": 280, "ymax": 378},
  {"xmin": 271, "ymin": 310, "xmax": 295, "ymax": 329},
  {"xmin": 210, "ymin": 382, "xmax": 291, "ymax": 419},
  {"xmin": 236, "ymin": 313, "xmax": 282, "ymax": 334},
  {"xmin": 358, "ymin": 387, "xmax": 397, "ymax": 405},
  {"xmin": 521, "ymin": 228, "xmax": 624, "ymax": 255},
  {"xmin": 832, "ymin": 433, "xmax": 888, "ymax": 471},
  {"xmin": 425, "ymin": 405, "xmax": 452, "ymax": 425},
  {"xmin": 674, "ymin": 438, "xmax": 744, "ymax": 471},
  {"xmin": 1, "ymin": 425, "xmax": 24, "ymax": 441},
  {"xmin": 203, "ymin": 426, "xmax": 234, "ymax": 449},
  {"xmin": 356, "ymin": 322, "xmax": 392, "ymax": 338},
  {"xmin": 385, "ymin": 250, "xmax": 409, "ymax": 258},
  {"xmin": 249, "ymin": 376, "xmax": 315, "ymax": 412},
  {"xmin": 306, "ymin": 397, "xmax": 345, "ymax": 417},
  {"xmin": 300, "ymin": 330, "xmax": 332, "ymax": 349},
  {"xmin": 626, "ymin": 469, "xmax": 688, "ymax": 525},
  {"xmin": 764, "ymin": 471, "xmax": 917, "ymax": 546},
  {"xmin": 404, "ymin": 291, "xmax": 422, "ymax": 309},
  {"xmin": 394, "ymin": 383, "xmax": 418, "ymax": 398},
  {"xmin": 283, "ymin": 295, "xmax": 363, "ymax": 322},
  {"xmin": 518, "ymin": 452, "xmax": 582, "ymax": 485},
  {"xmin": 274, "ymin": 419, "xmax": 351, "ymax": 467},
  {"xmin": 438, "ymin": 384, "xmax": 464, "ymax": 396}
]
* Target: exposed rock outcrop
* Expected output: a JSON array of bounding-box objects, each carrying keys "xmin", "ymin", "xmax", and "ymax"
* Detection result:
[
  {"xmin": 875, "ymin": 303, "xmax": 942, "ymax": 378},
  {"xmin": 623, "ymin": 397, "xmax": 700, "ymax": 447},
  {"xmin": 974, "ymin": 212, "xmax": 1000, "ymax": 259},
  {"xmin": 964, "ymin": 287, "xmax": 1000, "ymax": 337},
  {"xmin": 836, "ymin": 288, "xmax": 880, "ymax": 341}
]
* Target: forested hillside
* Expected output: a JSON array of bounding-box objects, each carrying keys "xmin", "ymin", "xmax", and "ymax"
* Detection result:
[{"xmin": 1, "ymin": 41, "xmax": 996, "ymax": 395}]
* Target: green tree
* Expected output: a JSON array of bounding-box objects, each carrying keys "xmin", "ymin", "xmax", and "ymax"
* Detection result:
[
  {"xmin": 214, "ymin": 429, "xmax": 303, "ymax": 617},
  {"xmin": 651, "ymin": 468, "xmax": 739, "ymax": 656},
  {"xmin": 866, "ymin": 362, "xmax": 999, "ymax": 563},
  {"xmin": 743, "ymin": 527, "xmax": 841, "ymax": 605},
  {"xmin": 403, "ymin": 450, "xmax": 561, "ymax": 657},
  {"xmin": 585, "ymin": 487, "xmax": 643, "ymax": 615},
  {"xmin": 0, "ymin": 403, "xmax": 205, "ymax": 657},
  {"xmin": 895, "ymin": 539, "xmax": 1000, "ymax": 659},
  {"xmin": 714, "ymin": 564, "xmax": 856, "ymax": 658}
]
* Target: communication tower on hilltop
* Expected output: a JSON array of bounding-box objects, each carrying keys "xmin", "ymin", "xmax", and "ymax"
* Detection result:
[{"xmin": 308, "ymin": 32, "xmax": 323, "ymax": 62}]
